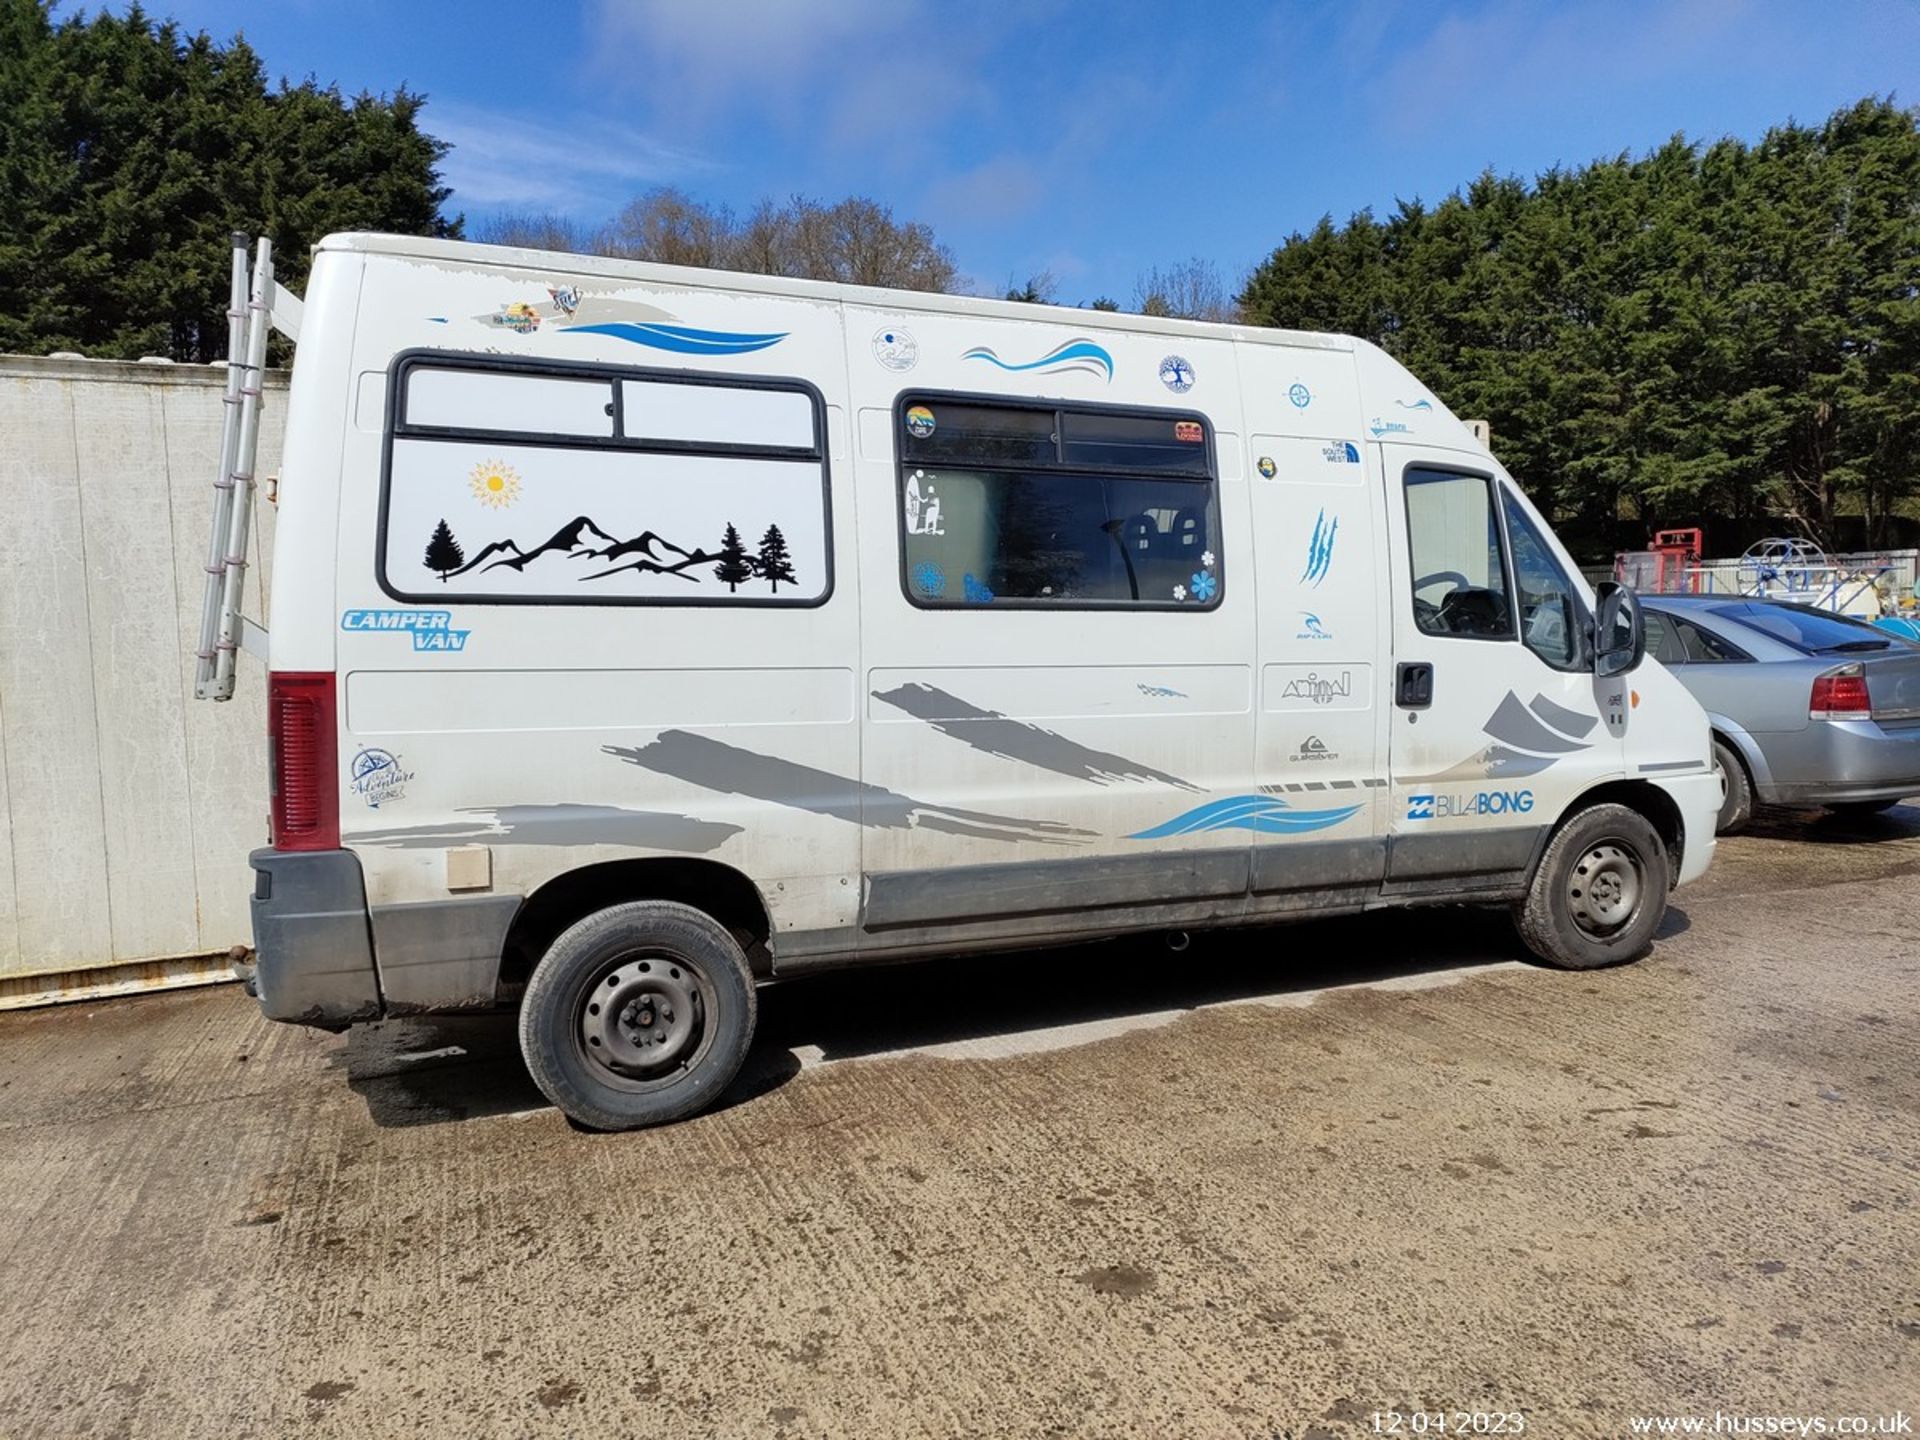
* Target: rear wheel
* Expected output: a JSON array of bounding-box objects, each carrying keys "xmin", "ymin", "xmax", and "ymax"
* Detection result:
[
  {"xmin": 518, "ymin": 901, "xmax": 757, "ymax": 1131},
  {"xmin": 1513, "ymin": 803, "xmax": 1670, "ymax": 970},
  {"xmin": 1712, "ymin": 738, "xmax": 1753, "ymax": 835}
]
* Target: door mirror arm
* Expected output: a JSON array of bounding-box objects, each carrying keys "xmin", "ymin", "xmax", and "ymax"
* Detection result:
[{"xmin": 1592, "ymin": 581, "xmax": 1646, "ymax": 678}]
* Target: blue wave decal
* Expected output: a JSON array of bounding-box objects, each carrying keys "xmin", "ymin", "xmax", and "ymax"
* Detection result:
[
  {"xmin": 1128, "ymin": 794, "xmax": 1362, "ymax": 839},
  {"xmin": 563, "ymin": 321, "xmax": 788, "ymax": 356},
  {"xmin": 962, "ymin": 338, "xmax": 1113, "ymax": 381},
  {"xmin": 1396, "ymin": 398, "xmax": 1434, "ymax": 411}
]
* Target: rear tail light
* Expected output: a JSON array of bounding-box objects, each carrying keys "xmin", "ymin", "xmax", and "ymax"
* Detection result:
[
  {"xmin": 269, "ymin": 672, "xmax": 339, "ymax": 850},
  {"xmin": 1809, "ymin": 663, "xmax": 1870, "ymax": 720}
]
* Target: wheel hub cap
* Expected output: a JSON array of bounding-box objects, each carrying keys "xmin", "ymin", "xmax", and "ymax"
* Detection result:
[
  {"xmin": 581, "ymin": 961, "xmax": 703, "ymax": 1076},
  {"xmin": 1567, "ymin": 842, "xmax": 1643, "ymax": 936}
]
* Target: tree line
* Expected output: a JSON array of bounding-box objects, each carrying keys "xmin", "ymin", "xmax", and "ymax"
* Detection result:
[{"xmin": 1, "ymin": 1, "xmax": 1914, "ymax": 550}]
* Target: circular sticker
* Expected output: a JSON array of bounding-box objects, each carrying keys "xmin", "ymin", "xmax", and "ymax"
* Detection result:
[
  {"xmin": 1158, "ymin": 355, "xmax": 1195, "ymax": 393},
  {"xmin": 873, "ymin": 327, "xmax": 919, "ymax": 372},
  {"xmin": 905, "ymin": 404, "xmax": 936, "ymax": 439},
  {"xmin": 1288, "ymin": 381, "xmax": 1312, "ymax": 409},
  {"xmin": 1256, "ymin": 455, "xmax": 1277, "ymax": 479}
]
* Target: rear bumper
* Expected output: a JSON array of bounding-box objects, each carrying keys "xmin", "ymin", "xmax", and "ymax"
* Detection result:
[
  {"xmin": 1754, "ymin": 719, "xmax": 1920, "ymax": 806},
  {"xmin": 249, "ymin": 849, "xmax": 383, "ymax": 1028},
  {"xmin": 249, "ymin": 848, "xmax": 521, "ymax": 1028}
]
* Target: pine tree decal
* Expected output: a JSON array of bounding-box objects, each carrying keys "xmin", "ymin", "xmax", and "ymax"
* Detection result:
[
  {"xmin": 755, "ymin": 524, "xmax": 796, "ymax": 592},
  {"xmin": 424, "ymin": 518, "xmax": 464, "ymax": 581},
  {"xmin": 712, "ymin": 522, "xmax": 753, "ymax": 592}
]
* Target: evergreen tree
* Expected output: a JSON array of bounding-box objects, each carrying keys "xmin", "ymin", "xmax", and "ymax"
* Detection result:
[
  {"xmin": 712, "ymin": 523, "xmax": 752, "ymax": 591},
  {"xmin": 0, "ymin": 0, "xmax": 459, "ymax": 361},
  {"xmin": 424, "ymin": 518, "xmax": 463, "ymax": 580},
  {"xmin": 755, "ymin": 524, "xmax": 797, "ymax": 592}
]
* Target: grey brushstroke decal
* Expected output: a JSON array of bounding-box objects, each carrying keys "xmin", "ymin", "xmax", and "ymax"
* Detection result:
[
  {"xmin": 606, "ymin": 730, "xmax": 1095, "ymax": 846},
  {"xmin": 1484, "ymin": 692, "xmax": 1592, "ymax": 755},
  {"xmin": 1528, "ymin": 692, "xmax": 1598, "ymax": 739},
  {"xmin": 872, "ymin": 683, "xmax": 1201, "ymax": 792},
  {"xmin": 357, "ymin": 803, "xmax": 743, "ymax": 853},
  {"xmin": 1404, "ymin": 690, "xmax": 1596, "ymax": 783}
]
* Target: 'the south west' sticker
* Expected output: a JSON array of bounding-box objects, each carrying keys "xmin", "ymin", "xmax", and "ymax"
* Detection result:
[{"xmin": 341, "ymin": 609, "xmax": 471, "ymax": 652}]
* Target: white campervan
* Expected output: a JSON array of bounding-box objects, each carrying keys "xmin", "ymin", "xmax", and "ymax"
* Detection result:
[{"xmin": 214, "ymin": 233, "xmax": 1720, "ymax": 1130}]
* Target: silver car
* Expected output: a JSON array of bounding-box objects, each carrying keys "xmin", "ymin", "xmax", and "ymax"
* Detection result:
[{"xmin": 1641, "ymin": 596, "xmax": 1920, "ymax": 833}]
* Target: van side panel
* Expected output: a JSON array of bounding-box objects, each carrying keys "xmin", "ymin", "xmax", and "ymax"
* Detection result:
[
  {"xmin": 843, "ymin": 308, "xmax": 1258, "ymax": 947},
  {"xmin": 332, "ymin": 255, "xmax": 861, "ymax": 1002}
]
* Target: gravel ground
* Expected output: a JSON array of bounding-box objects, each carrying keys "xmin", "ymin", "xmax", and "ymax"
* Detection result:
[{"xmin": 1, "ymin": 804, "xmax": 1916, "ymax": 1439}]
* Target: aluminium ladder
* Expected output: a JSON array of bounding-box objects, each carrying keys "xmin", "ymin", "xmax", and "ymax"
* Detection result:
[{"xmin": 193, "ymin": 233, "xmax": 301, "ymax": 701}]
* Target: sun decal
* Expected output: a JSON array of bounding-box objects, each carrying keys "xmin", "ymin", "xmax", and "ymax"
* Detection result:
[{"xmin": 468, "ymin": 460, "xmax": 521, "ymax": 508}]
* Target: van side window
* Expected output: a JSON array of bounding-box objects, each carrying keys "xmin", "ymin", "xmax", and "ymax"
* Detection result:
[
  {"xmin": 1500, "ymin": 488, "xmax": 1587, "ymax": 671},
  {"xmin": 1404, "ymin": 469, "xmax": 1511, "ymax": 640},
  {"xmin": 897, "ymin": 397, "xmax": 1220, "ymax": 609},
  {"xmin": 379, "ymin": 354, "xmax": 830, "ymax": 607}
]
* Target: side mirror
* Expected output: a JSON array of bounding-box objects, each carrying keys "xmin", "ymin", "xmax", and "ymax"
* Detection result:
[{"xmin": 1593, "ymin": 581, "xmax": 1646, "ymax": 677}]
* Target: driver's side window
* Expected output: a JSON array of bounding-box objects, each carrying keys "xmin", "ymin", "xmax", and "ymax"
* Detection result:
[{"xmin": 1405, "ymin": 469, "xmax": 1512, "ymax": 640}]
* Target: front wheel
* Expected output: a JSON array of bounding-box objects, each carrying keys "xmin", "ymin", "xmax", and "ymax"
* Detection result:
[
  {"xmin": 518, "ymin": 901, "xmax": 757, "ymax": 1131},
  {"xmin": 1513, "ymin": 803, "xmax": 1671, "ymax": 970}
]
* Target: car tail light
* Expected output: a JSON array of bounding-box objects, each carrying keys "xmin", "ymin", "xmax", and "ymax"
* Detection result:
[
  {"xmin": 269, "ymin": 671, "xmax": 339, "ymax": 850},
  {"xmin": 1809, "ymin": 663, "xmax": 1870, "ymax": 720}
]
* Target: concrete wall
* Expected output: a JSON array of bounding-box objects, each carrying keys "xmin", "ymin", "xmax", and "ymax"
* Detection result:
[{"xmin": 0, "ymin": 354, "xmax": 286, "ymax": 1001}]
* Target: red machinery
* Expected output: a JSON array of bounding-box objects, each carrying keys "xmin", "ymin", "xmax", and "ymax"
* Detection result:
[{"xmin": 1615, "ymin": 528, "xmax": 1703, "ymax": 593}]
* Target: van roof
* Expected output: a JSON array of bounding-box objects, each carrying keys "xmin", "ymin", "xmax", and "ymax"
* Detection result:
[{"xmin": 316, "ymin": 232, "xmax": 1356, "ymax": 355}]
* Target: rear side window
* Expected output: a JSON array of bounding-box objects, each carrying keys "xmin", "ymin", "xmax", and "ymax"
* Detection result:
[
  {"xmin": 1677, "ymin": 618, "xmax": 1749, "ymax": 663},
  {"xmin": 379, "ymin": 354, "xmax": 830, "ymax": 607},
  {"xmin": 897, "ymin": 395, "xmax": 1219, "ymax": 609}
]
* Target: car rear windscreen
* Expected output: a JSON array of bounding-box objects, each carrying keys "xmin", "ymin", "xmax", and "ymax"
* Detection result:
[{"xmin": 1708, "ymin": 602, "xmax": 1906, "ymax": 653}]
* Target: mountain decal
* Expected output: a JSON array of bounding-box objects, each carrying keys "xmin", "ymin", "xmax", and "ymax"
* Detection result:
[{"xmin": 424, "ymin": 516, "xmax": 797, "ymax": 591}]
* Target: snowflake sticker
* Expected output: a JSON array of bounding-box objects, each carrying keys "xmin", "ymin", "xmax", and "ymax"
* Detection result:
[
  {"xmin": 1190, "ymin": 571, "xmax": 1218, "ymax": 602},
  {"xmin": 1201, "ymin": 550, "xmax": 1215, "ymax": 568},
  {"xmin": 1173, "ymin": 583, "xmax": 1188, "ymax": 602}
]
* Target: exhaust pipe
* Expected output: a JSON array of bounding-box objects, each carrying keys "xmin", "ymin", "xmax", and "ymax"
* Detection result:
[{"xmin": 1164, "ymin": 930, "xmax": 1190, "ymax": 952}]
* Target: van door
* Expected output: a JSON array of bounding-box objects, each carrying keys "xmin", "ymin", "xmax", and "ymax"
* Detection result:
[{"xmin": 1381, "ymin": 449, "xmax": 1622, "ymax": 893}]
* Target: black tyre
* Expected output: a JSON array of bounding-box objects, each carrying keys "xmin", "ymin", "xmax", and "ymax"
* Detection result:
[
  {"xmin": 1513, "ymin": 803, "xmax": 1671, "ymax": 970},
  {"xmin": 1826, "ymin": 798, "xmax": 1901, "ymax": 817},
  {"xmin": 518, "ymin": 901, "xmax": 757, "ymax": 1131},
  {"xmin": 1712, "ymin": 738, "xmax": 1753, "ymax": 835}
]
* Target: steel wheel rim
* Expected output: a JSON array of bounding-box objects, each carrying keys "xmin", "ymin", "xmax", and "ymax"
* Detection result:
[
  {"xmin": 575, "ymin": 951, "xmax": 714, "ymax": 1091},
  {"xmin": 1567, "ymin": 839, "xmax": 1644, "ymax": 938}
]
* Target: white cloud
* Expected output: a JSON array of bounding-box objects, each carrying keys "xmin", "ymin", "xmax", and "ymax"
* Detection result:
[
  {"xmin": 1364, "ymin": 0, "xmax": 1759, "ymax": 139},
  {"xmin": 429, "ymin": 101, "xmax": 710, "ymax": 214}
]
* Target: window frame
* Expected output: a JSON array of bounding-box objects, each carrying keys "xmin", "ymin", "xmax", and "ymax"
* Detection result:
[
  {"xmin": 891, "ymin": 389, "xmax": 1222, "ymax": 614},
  {"xmin": 375, "ymin": 348, "xmax": 833, "ymax": 610},
  {"xmin": 1498, "ymin": 482, "xmax": 1592, "ymax": 673},
  {"xmin": 1399, "ymin": 462, "xmax": 1518, "ymax": 645}
]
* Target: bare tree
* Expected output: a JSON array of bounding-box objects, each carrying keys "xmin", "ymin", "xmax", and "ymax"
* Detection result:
[
  {"xmin": 1132, "ymin": 257, "xmax": 1238, "ymax": 322},
  {"xmin": 572, "ymin": 188, "xmax": 958, "ymax": 292},
  {"xmin": 472, "ymin": 211, "xmax": 591, "ymax": 253},
  {"xmin": 1004, "ymin": 270, "xmax": 1058, "ymax": 304},
  {"xmin": 597, "ymin": 187, "xmax": 739, "ymax": 269}
]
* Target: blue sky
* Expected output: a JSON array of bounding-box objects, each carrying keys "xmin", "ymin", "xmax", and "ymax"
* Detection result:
[{"xmin": 97, "ymin": 0, "xmax": 1920, "ymax": 302}]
